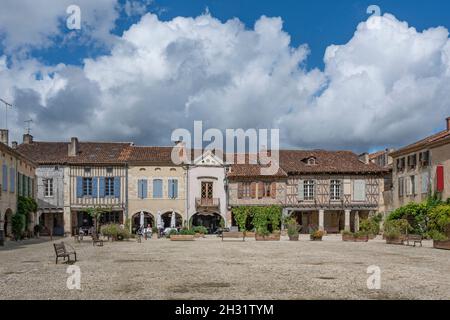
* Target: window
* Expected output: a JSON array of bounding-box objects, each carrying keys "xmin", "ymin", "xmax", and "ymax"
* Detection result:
[
  {"xmin": 243, "ymin": 182, "xmax": 251, "ymax": 198},
  {"xmin": 304, "ymin": 180, "xmax": 315, "ymax": 200},
  {"xmin": 168, "ymin": 179, "xmax": 178, "ymax": 199},
  {"xmin": 353, "ymin": 180, "xmax": 366, "ymax": 201},
  {"xmin": 421, "ymin": 172, "xmax": 429, "ymax": 194},
  {"xmin": 398, "ymin": 177, "xmax": 404, "ymax": 197},
  {"xmin": 396, "ymin": 158, "xmax": 405, "ymax": 171},
  {"xmin": 410, "ymin": 176, "xmax": 416, "ymax": 195},
  {"xmin": 83, "ymin": 177, "xmax": 93, "ymax": 196},
  {"xmin": 407, "ymin": 154, "xmax": 417, "ymax": 169},
  {"xmin": 43, "ymin": 178, "xmax": 53, "ymax": 197},
  {"xmin": 105, "ymin": 177, "xmax": 114, "ymax": 197},
  {"xmin": 330, "ymin": 180, "xmax": 341, "ymax": 201},
  {"xmin": 419, "ymin": 151, "xmax": 430, "ymax": 167},
  {"xmin": 106, "ymin": 167, "xmax": 113, "ymax": 174},
  {"xmin": 153, "ymin": 179, "xmax": 163, "ymax": 198},
  {"xmin": 138, "ymin": 179, "xmax": 148, "ymax": 199},
  {"xmin": 307, "ymin": 158, "xmax": 316, "ymax": 165},
  {"xmin": 84, "ymin": 167, "xmax": 91, "ymax": 174}
]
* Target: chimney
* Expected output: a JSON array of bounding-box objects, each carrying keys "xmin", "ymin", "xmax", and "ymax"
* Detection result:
[
  {"xmin": 11, "ymin": 141, "xmax": 18, "ymax": 149},
  {"xmin": 0, "ymin": 129, "xmax": 8, "ymax": 146},
  {"xmin": 23, "ymin": 133, "xmax": 33, "ymax": 144},
  {"xmin": 68, "ymin": 137, "xmax": 79, "ymax": 157},
  {"xmin": 447, "ymin": 117, "xmax": 450, "ymax": 131},
  {"xmin": 359, "ymin": 152, "xmax": 369, "ymax": 164}
]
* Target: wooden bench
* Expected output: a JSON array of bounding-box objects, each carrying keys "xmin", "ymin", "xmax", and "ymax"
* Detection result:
[
  {"xmin": 53, "ymin": 242, "xmax": 77, "ymax": 264},
  {"xmin": 222, "ymin": 231, "xmax": 245, "ymax": 241},
  {"xmin": 92, "ymin": 233, "xmax": 104, "ymax": 247},
  {"xmin": 405, "ymin": 234, "xmax": 423, "ymax": 247}
]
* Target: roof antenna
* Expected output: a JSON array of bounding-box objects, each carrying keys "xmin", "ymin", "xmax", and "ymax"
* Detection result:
[
  {"xmin": 0, "ymin": 98, "xmax": 13, "ymax": 129},
  {"xmin": 24, "ymin": 119, "xmax": 33, "ymax": 135}
]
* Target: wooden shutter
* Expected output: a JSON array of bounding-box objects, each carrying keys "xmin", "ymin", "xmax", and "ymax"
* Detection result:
[
  {"xmin": 437, "ymin": 165, "xmax": 444, "ymax": 192},
  {"xmin": 421, "ymin": 172, "xmax": 429, "ymax": 194},
  {"xmin": 250, "ymin": 182, "xmax": 256, "ymax": 199},
  {"xmin": 153, "ymin": 179, "xmax": 162, "ymax": 198},
  {"xmin": 353, "ymin": 180, "xmax": 366, "ymax": 201},
  {"xmin": 258, "ymin": 182, "xmax": 264, "ymax": 199},
  {"xmin": 92, "ymin": 177, "xmax": 98, "ymax": 197},
  {"xmin": 298, "ymin": 180, "xmax": 304, "ymax": 201},
  {"xmin": 271, "ymin": 182, "xmax": 277, "ymax": 199},
  {"xmin": 343, "ymin": 179, "xmax": 351, "ymax": 196},
  {"xmin": 99, "ymin": 177, "xmax": 105, "ymax": 198},
  {"xmin": 168, "ymin": 179, "xmax": 173, "ymax": 198},
  {"xmin": 2, "ymin": 164, "xmax": 7, "ymax": 192},
  {"xmin": 9, "ymin": 167, "xmax": 15, "ymax": 193},
  {"xmin": 138, "ymin": 179, "xmax": 142, "ymax": 199},
  {"xmin": 114, "ymin": 177, "xmax": 121, "ymax": 198},
  {"xmin": 142, "ymin": 179, "xmax": 148, "ymax": 198},
  {"xmin": 173, "ymin": 180, "xmax": 178, "ymax": 198},
  {"xmin": 76, "ymin": 176, "xmax": 83, "ymax": 198},
  {"xmin": 237, "ymin": 183, "xmax": 243, "ymax": 199}
]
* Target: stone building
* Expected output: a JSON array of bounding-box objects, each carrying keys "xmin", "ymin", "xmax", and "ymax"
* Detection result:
[
  {"xmin": 126, "ymin": 146, "xmax": 187, "ymax": 231},
  {"xmin": 0, "ymin": 130, "xmax": 37, "ymax": 245},
  {"xmin": 390, "ymin": 117, "xmax": 450, "ymax": 209},
  {"xmin": 17, "ymin": 136, "xmax": 131, "ymax": 235}
]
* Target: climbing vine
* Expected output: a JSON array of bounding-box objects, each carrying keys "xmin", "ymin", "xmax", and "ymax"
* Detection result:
[{"xmin": 233, "ymin": 205, "xmax": 282, "ymax": 234}]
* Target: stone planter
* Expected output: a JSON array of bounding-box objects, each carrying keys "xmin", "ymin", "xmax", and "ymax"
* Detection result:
[
  {"xmin": 194, "ymin": 233, "xmax": 205, "ymax": 238},
  {"xmin": 288, "ymin": 234, "xmax": 299, "ymax": 241},
  {"xmin": 170, "ymin": 235, "xmax": 195, "ymax": 241},
  {"xmin": 245, "ymin": 232, "xmax": 256, "ymax": 238},
  {"xmin": 386, "ymin": 237, "xmax": 404, "ymax": 245},
  {"xmin": 369, "ymin": 234, "xmax": 377, "ymax": 240},
  {"xmin": 354, "ymin": 235, "xmax": 369, "ymax": 242},
  {"xmin": 342, "ymin": 234, "xmax": 354, "ymax": 242},
  {"xmin": 433, "ymin": 240, "xmax": 450, "ymax": 250},
  {"xmin": 255, "ymin": 233, "xmax": 281, "ymax": 241}
]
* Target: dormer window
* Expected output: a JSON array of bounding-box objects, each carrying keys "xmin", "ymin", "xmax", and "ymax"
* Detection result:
[{"xmin": 304, "ymin": 157, "xmax": 317, "ymax": 165}]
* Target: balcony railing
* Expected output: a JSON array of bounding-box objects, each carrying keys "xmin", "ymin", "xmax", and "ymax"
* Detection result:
[{"xmin": 196, "ymin": 197, "xmax": 220, "ymax": 209}]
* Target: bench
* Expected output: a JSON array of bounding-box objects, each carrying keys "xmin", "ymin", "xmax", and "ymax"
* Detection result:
[
  {"xmin": 405, "ymin": 234, "xmax": 423, "ymax": 247},
  {"xmin": 53, "ymin": 242, "xmax": 77, "ymax": 264},
  {"xmin": 92, "ymin": 233, "xmax": 104, "ymax": 247},
  {"xmin": 222, "ymin": 231, "xmax": 245, "ymax": 241}
]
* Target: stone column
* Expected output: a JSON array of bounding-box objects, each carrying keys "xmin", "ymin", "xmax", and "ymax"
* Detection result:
[
  {"xmin": 282, "ymin": 208, "xmax": 290, "ymax": 230},
  {"xmin": 345, "ymin": 209, "xmax": 351, "ymax": 232},
  {"xmin": 319, "ymin": 209, "xmax": 324, "ymax": 231},
  {"xmin": 0, "ymin": 218, "xmax": 4, "ymax": 246},
  {"xmin": 355, "ymin": 211, "xmax": 360, "ymax": 232}
]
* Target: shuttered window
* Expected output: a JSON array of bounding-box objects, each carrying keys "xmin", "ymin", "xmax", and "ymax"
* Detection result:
[
  {"xmin": 2, "ymin": 164, "xmax": 7, "ymax": 192},
  {"xmin": 353, "ymin": 180, "xmax": 366, "ymax": 201},
  {"xmin": 9, "ymin": 167, "xmax": 15, "ymax": 193},
  {"xmin": 138, "ymin": 179, "xmax": 148, "ymax": 199},
  {"xmin": 168, "ymin": 179, "xmax": 178, "ymax": 199},
  {"xmin": 436, "ymin": 165, "xmax": 444, "ymax": 192},
  {"xmin": 398, "ymin": 177, "xmax": 404, "ymax": 197},
  {"xmin": 421, "ymin": 172, "xmax": 429, "ymax": 194},
  {"xmin": 153, "ymin": 179, "xmax": 163, "ymax": 198},
  {"xmin": 330, "ymin": 180, "xmax": 341, "ymax": 201}
]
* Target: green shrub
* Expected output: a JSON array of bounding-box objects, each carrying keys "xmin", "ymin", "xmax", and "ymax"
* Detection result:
[
  {"xmin": 428, "ymin": 204, "xmax": 450, "ymax": 237},
  {"xmin": 384, "ymin": 219, "xmax": 410, "ymax": 238},
  {"xmin": 101, "ymin": 224, "xmax": 130, "ymax": 240},
  {"xmin": 166, "ymin": 229, "xmax": 179, "ymax": 238},
  {"xmin": 179, "ymin": 228, "xmax": 195, "ymax": 235},
  {"xmin": 287, "ymin": 218, "xmax": 301, "ymax": 237},
  {"xmin": 192, "ymin": 226, "xmax": 208, "ymax": 234},
  {"xmin": 388, "ymin": 202, "xmax": 428, "ymax": 235},
  {"xmin": 360, "ymin": 218, "xmax": 380, "ymax": 236},
  {"xmin": 427, "ymin": 230, "xmax": 448, "ymax": 241},
  {"xmin": 12, "ymin": 214, "xmax": 26, "ymax": 240},
  {"xmin": 342, "ymin": 230, "xmax": 353, "ymax": 236}
]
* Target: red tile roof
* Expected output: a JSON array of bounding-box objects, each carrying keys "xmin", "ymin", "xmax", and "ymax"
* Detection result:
[
  {"xmin": 16, "ymin": 142, "xmax": 132, "ymax": 165},
  {"xmin": 127, "ymin": 146, "xmax": 177, "ymax": 165},
  {"xmin": 390, "ymin": 129, "xmax": 450, "ymax": 157}
]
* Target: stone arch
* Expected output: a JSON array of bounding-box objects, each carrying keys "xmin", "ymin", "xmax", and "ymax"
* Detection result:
[
  {"xmin": 190, "ymin": 212, "xmax": 224, "ymax": 234},
  {"xmin": 4, "ymin": 209, "xmax": 13, "ymax": 238},
  {"xmin": 161, "ymin": 211, "xmax": 183, "ymax": 228},
  {"xmin": 131, "ymin": 211, "xmax": 154, "ymax": 232}
]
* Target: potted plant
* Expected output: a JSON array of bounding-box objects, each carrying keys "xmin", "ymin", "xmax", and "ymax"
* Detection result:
[
  {"xmin": 360, "ymin": 218, "xmax": 380, "ymax": 239},
  {"xmin": 287, "ymin": 219, "xmax": 301, "ymax": 241},
  {"xmin": 310, "ymin": 229, "xmax": 324, "ymax": 241},
  {"xmin": 170, "ymin": 228, "xmax": 195, "ymax": 241},
  {"xmin": 428, "ymin": 204, "xmax": 450, "ymax": 250},
  {"xmin": 354, "ymin": 231, "xmax": 369, "ymax": 242},
  {"xmin": 342, "ymin": 230, "xmax": 354, "ymax": 242},
  {"xmin": 152, "ymin": 227, "xmax": 158, "ymax": 239},
  {"xmin": 384, "ymin": 219, "xmax": 409, "ymax": 245},
  {"xmin": 192, "ymin": 226, "xmax": 208, "ymax": 238}
]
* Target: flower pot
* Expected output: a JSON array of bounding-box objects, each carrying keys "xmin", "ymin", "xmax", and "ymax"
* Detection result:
[
  {"xmin": 288, "ymin": 234, "xmax": 299, "ymax": 241},
  {"xmin": 244, "ymin": 232, "xmax": 255, "ymax": 238},
  {"xmin": 170, "ymin": 235, "xmax": 195, "ymax": 241},
  {"xmin": 386, "ymin": 237, "xmax": 403, "ymax": 245},
  {"xmin": 433, "ymin": 240, "xmax": 450, "ymax": 250},
  {"xmin": 342, "ymin": 234, "xmax": 354, "ymax": 242},
  {"xmin": 255, "ymin": 233, "xmax": 281, "ymax": 241},
  {"xmin": 310, "ymin": 235, "xmax": 323, "ymax": 241},
  {"xmin": 354, "ymin": 235, "xmax": 369, "ymax": 242}
]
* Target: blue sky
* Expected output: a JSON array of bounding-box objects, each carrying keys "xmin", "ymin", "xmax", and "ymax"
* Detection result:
[
  {"xmin": 28, "ymin": 0, "xmax": 450, "ymax": 70},
  {"xmin": 1, "ymin": 0, "xmax": 450, "ymax": 151}
]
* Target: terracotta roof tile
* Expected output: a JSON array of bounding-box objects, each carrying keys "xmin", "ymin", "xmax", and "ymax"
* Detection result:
[{"xmin": 391, "ymin": 129, "xmax": 450, "ymax": 156}]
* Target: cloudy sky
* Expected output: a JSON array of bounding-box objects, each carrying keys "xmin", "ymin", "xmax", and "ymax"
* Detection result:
[{"xmin": 1, "ymin": 0, "xmax": 450, "ymax": 152}]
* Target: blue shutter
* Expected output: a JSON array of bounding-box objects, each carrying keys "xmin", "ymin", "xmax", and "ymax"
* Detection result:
[
  {"xmin": 92, "ymin": 177, "xmax": 98, "ymax": 197},
  {"xmin": 2, "ymin": 164, "xmax": 7, "ymax": 192},
  {"xmin": 138, "ymin": 179, "xmax": 143, "ymax": 199},
  {"xmin": 76, "ymin": 177, "xmax": 83, "ymax": 198},
  {"xmin": 173, "ymin": 180, "xmax": 178, "ymax": 198},
  {"xmin": 99, "ymin": 177, "xmax": 105, "ymax": 198},
  {"xmin": 114, "ymin": 177, "xmax": 121, "ymax": 198},
  {"xmin": 168, "ymin": 179, "xmax": 173, "ymax": 198},
  {"xmin": 142, "ymin": 179, "xmax": 148, "ymax": 199},
  {"xmin": 10, "ymin": 167, "xmax": 15, "ymax": 193},
  {"xmin": 153, "ymin": 179, "xmax": 162, "ymax": 198}
]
